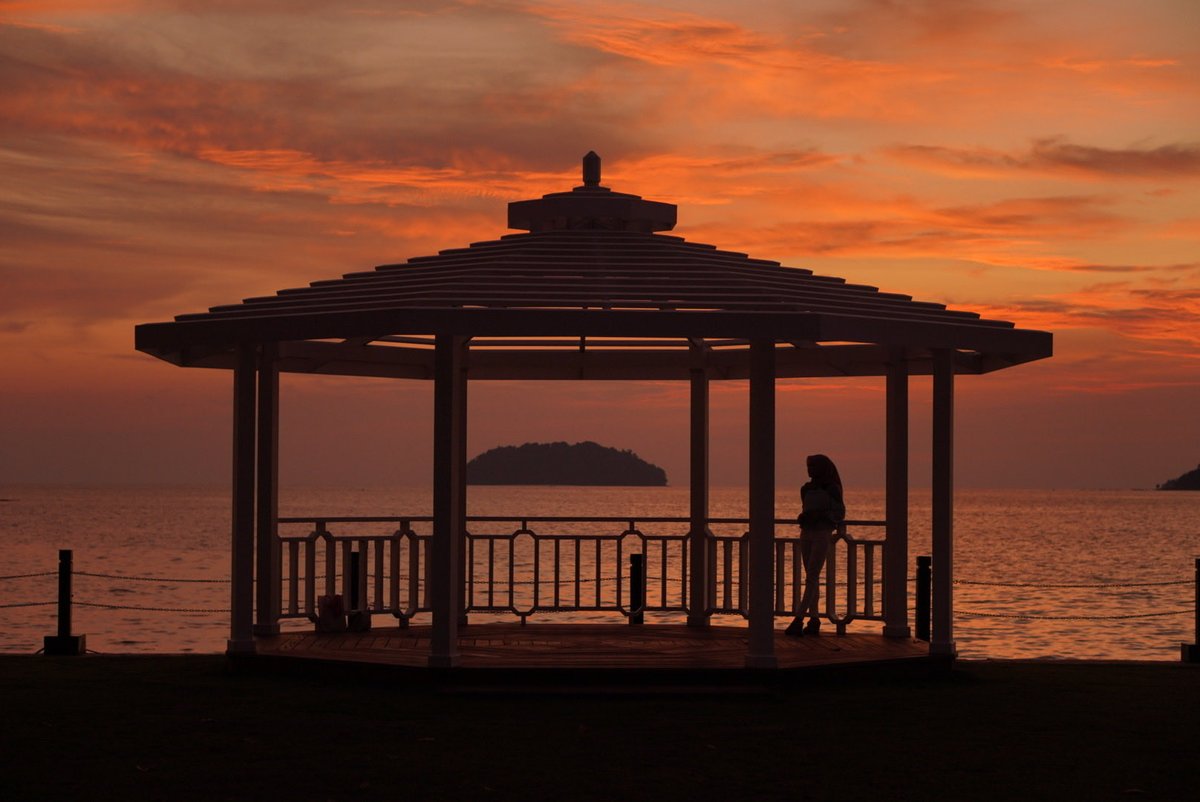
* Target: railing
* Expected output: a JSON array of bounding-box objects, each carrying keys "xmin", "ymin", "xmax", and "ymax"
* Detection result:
[{"xmin": 276, "ymin": 515, "xmax": 887, "ymax": 630}]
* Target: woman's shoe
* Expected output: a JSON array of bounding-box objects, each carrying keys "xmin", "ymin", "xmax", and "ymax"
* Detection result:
[
  {"xmin": 804, "ymin": 618, "xmax": 821, "ymax": 635},
  {"xmin": 785, "ymin": 618, "xmax": 805, "ymax": 636}
]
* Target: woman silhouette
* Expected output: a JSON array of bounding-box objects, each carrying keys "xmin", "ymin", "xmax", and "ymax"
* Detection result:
[{"xmin": 785, "ymin": 454, "xmax": 845, "ymax": 636}]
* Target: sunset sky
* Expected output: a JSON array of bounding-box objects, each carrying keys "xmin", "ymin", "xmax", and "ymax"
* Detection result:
[{"xmin": 2, "ymin": 0, "xmax": 1197, "ymax": 490}]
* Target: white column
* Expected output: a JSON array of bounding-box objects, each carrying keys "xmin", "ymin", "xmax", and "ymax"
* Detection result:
[
  {"xmin": 456, "ymin": 342, "xmax": 469, "ymax": 626},
  {"xmin": 883, "ymin": 349, "xmax": 911, "ymax": 637},
  {"xmin": 254, "ymin": 342, "xmax": 281, "ymax": 636},
  {"xmin": 931, "ymin": 349, "xmax": 957, "ymax": 656},
  {"xmin": 746, "ymin": 339, "xmax": 777, "ymax": 668},
  {"xmin": 228, "ymin": 343, "xmax": 257, "ymax": 655},
  {"xmin": 429, "ymin": 334, "xmax": 464, "ymax": 667},
  {"xmin": 687, "ymin": 365, "xmax": 711, "ymax": 627}
]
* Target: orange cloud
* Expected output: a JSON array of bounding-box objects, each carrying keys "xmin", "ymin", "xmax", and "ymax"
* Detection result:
[
  {"xmin": 888, "ymin": 138, "xmax": 1200, "ymax": 180},
  {"xmin": 523, "ymin": 1, "xmax": 950, "ymax": 121},
  {"xmin": 681, "ymin": 193, "xmax": 1130, "ymax": 269},
  {"xmin": 958, "ymin": 282, "xmax": 1200, "ymax": 353},
  {"xmin": 1042, "ymin": 55, "xmax": 1180, "ymax": 73}
]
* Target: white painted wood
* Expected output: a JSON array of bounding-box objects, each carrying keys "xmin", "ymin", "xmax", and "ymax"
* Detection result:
[
  {"xmin": 746, "ymin": 339, "xmax": 777, "ymax": 669},
  {"xmin": 457, "ymin": 341, "xmax": 469, "ymax": 627},
  {"xmin": 228, "ymin": 343, "xmax": 256, "ymax": 654},
  {"xmin": 253, "ymin": 342, "xmax": 281, "ymax": 636},
  {"xmin": 687, "ymin": 363, "xmax": 711, "ymax": 627},
  {"xmin": 883, "ymin": 350, "xmax": 911, "ymax": 638},
  {"xmin": 429, "ymin": 334, "xmax": 464, "ymax": 667},
  {"xmin": 931, "ymin": 349, "xmax": 957, "ymax": 657}
]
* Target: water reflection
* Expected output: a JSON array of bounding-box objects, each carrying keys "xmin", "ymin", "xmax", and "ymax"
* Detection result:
[{"xmin": 1, "ymin": 485, "xmax": 1195, "ymax": 660}]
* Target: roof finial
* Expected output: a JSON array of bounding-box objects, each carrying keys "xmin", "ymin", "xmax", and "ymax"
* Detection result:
[
  {"xmin": 582, "ymin": 151, "xmax": 601, "ymax": 187},
  {"xmin": 507, "ymin": 152, "xmax": 676, "ymax": 232}
]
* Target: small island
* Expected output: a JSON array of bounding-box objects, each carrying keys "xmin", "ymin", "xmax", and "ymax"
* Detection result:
[
  {"xmin": 1158, "ymin": 464, "xmax": 1200, "ymax": 490},
  {"xmin": 466, "ymin": 441, "xmax": 668, "ymax": 486}
]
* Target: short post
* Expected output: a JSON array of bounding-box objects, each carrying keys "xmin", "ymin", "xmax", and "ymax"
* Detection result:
[
  {"xmin": 916, "ymin": 555, "xmax": 931, "ymax": 642},
  {"xmin": 44, "ymin": 549, "xmax": 86, "ymax": 656},
  {"xmin": 348, "ymin": 550, "xmax": 371, "ymax": 632},
  {"xmin": 630, "ymin": 552, "xmax": 645, "ymax": 625},
  {"xmin": 1183, "ymin": 557, "xmax": 1199, "ymax": 663}
]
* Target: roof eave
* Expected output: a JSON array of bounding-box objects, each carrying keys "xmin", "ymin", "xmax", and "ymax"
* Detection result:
[{"xmin": 135, "ymin": 307, "xmax": 1051, "ymax": 378}]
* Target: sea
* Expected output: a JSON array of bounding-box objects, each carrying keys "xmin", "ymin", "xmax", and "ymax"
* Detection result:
[{"xmin": 1, "ymin": 485, "xmax": 1196, "ymax": 661}]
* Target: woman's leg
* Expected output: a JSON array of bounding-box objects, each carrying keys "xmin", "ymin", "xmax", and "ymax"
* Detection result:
[
  {"xmin": 786, "ymin": 536, "xmax": 816, "ymax": 633},
  {"xmin": 798, "ymin": 531, "xmax": 830, "ymax": 621}
]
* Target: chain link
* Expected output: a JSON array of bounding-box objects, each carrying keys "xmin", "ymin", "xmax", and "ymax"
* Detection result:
[
  {"xmin": 954, "ymin": 578, "xmax": 1191, "ymax": 589},
  {"xmin": 73, "ymin": 601, "xmax": 228, "ymax": 613},
  {"xmin": 0, "ymin": 572, "xmax": 58, "ymax": 581},
  {"xmin": 958, "ymin": 608, "xmax": 1192, "ymax": 620},
  {"xmin": 0, "ymin": 601, "xmax": 57, "ymax": 608},
  {"xmin": 73, "ymin": 571, "xmax": 230, "ymax": 584}
]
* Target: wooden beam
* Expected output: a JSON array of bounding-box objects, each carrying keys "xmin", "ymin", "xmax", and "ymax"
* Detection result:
[
  {"xmin": 883, "ymin": 349, "xmax": 910, "ymax": 638},
  {"xmin": 746, "ymin": 338, "xmax": 777, "ymax": 669},
  {"xmin": 228, "ymin": 343, "xmax": 256, "ymax": 655},
  {"xmin": 931, "ymin": 349, "xmax": 957, "ymax": 657},
  {"xmin": 140, "ymin": 307, "xmax": 1050, "ymax": 355},
  {"xmin": 687, "ymin": 361, "xmax": 711, "ymax": 627},
  {"xmin": 457, "ymin": 341, "xmax": 469, "ymax": 627},
  {"xmin": 253, "ymin": 342, "xmax": 281, "ymax": 636},
  {"xmin": 160, "ymin": 338, "xmax": 1006, "ymax": 382},
  {"xmin": 429, "ymin": 334, "xmax": 465, "ymax": 667}
]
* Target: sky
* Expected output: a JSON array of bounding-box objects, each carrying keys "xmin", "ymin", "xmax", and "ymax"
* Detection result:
[{"xmin": 1, "ymin": 0, "xmax": 1198, "ymax": 490}]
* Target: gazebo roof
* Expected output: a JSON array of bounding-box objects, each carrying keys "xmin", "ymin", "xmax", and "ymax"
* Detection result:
[{"xmin": 135, "ymin": 153, "xmax": 1051, "ymax": 380}]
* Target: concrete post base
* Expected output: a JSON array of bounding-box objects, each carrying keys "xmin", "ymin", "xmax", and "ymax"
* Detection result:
[
  {"xmin": 930, "ymin": 640, "xmax": 958, "ymax": 658},
  {"xmin": 226, "ymin": 638, "xmax": 257, "ymax": 655},
  {"xmin": 43, "ymin": 634, "xmax": 86, "ymax": 656},
  {"xmin": 744, "ymin": 654, "xmax": 778, "ymax": 669}
]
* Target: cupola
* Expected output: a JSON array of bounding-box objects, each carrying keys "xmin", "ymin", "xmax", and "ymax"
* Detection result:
[{"xmin": 507, "ymin": 151, "xmax": 677, "ymax": 233}]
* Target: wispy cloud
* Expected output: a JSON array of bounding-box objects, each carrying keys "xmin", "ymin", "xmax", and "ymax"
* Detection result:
[
  {"xmin": 960, "ymin": 281, "xmax": 1200, "ymax": 352},
  {"xmin": 0, "ymin": 0, "xmax": 1197, "ymax": 488},
  {"xmin": 887, "ymin": 138, "xmax": 1200, "ymax": 180},
  {"xmin": 683, "ymin": 193, "xmax": 1129, "ymax": 268}
]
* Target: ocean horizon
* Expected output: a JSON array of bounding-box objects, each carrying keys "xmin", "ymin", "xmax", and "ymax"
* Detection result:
[{"xmin": 2, "ymin": 484, "xmax": 1196, "ymax": 661}]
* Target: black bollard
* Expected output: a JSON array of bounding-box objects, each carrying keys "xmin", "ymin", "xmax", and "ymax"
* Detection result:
[
  {"xmin": 347, "ymin": 550, "xmax": 371, "ymax": 632},
  {"xmin": 915, "ymin": 555, "xmax": 931, "ymax": 642},
  {"xmin": 1183, "ymin": 557, "xmax": 1199, "ymax": 663},
  {"xmin": 44, "ymin": 549, "xmax": 86, "ymax": 656},
  {"xmin": 629, "ymin": 553, "xmax": 645, "ymax": 625},
  {"xmin": 349, "ymin": 550, "xmax": 360, "ymax": 612}
]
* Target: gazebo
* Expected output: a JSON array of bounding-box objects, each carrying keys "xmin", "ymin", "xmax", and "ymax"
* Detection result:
[{"xmin": 135, "ymin": 153, "xmax": 1051, "ymax": 670}]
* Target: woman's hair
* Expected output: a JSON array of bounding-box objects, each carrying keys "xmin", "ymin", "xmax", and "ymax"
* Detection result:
[{"xmin": 806, "ymin": 454, "xmax": 843, "ymax": 498}]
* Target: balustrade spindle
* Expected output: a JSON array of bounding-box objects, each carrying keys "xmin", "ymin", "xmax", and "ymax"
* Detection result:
[
  {"xmin": 774, "ymin": 541, "xmax": 786, "ymax": 611},
  {"xmin": 864, "ymin": 544, "xmax": 875, "ymax": 618},
  {"xmin": 374, "ymin": 540, "xmax": 385, "ymax": 611},
  {"xmin": 273, "ymin": 514, "xmax": 886, "ymax": 627},
  {"xmin": 389, "ymin": 537, "xmax": 400, "ymax": 615},
  {"xmin": 288, "ymin": 541, "xmax": 299, "ymax": 616},
  {"xmin": 660, "ymin": 539, "xmax": 668, "ymax": 605},
  {"xmin": 791, "ymin": 540, "xmax": 802, "ymax": 614}
]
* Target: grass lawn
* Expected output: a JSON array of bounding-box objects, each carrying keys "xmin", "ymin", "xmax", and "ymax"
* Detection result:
[{"xmin": 1, "ymin": 655, "xmax": 1195, "ymax": 801}]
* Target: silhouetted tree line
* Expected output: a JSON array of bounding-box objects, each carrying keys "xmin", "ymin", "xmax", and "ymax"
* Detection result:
[
  {"xmin": 466, "ymin": 441, "xmax": 668, "ymax": 486},
  {"xmin": 1158, "ymin": 464, "xmax": 1200, "ymax": 490}
]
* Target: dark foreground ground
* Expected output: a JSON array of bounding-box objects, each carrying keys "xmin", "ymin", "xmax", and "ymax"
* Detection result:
[{"xmin": 1, "ymin": 655, "xmax": 1195, "ymax": 801}]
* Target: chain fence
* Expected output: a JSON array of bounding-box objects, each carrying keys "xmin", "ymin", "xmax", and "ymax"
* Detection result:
[{"xmin": 2, "ymin": 561, "xmax": 1195, "ymax": 622}]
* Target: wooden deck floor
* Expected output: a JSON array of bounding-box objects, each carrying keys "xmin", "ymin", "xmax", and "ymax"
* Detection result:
[{"xmin": 254, "ymin": 623, "xmax": 936, "ymax": 676}]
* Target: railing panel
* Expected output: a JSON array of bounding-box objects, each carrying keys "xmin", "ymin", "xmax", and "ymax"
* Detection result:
[{"xmin": 274, "ymin": 515, "xmax": 886, "ymax": 627}]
